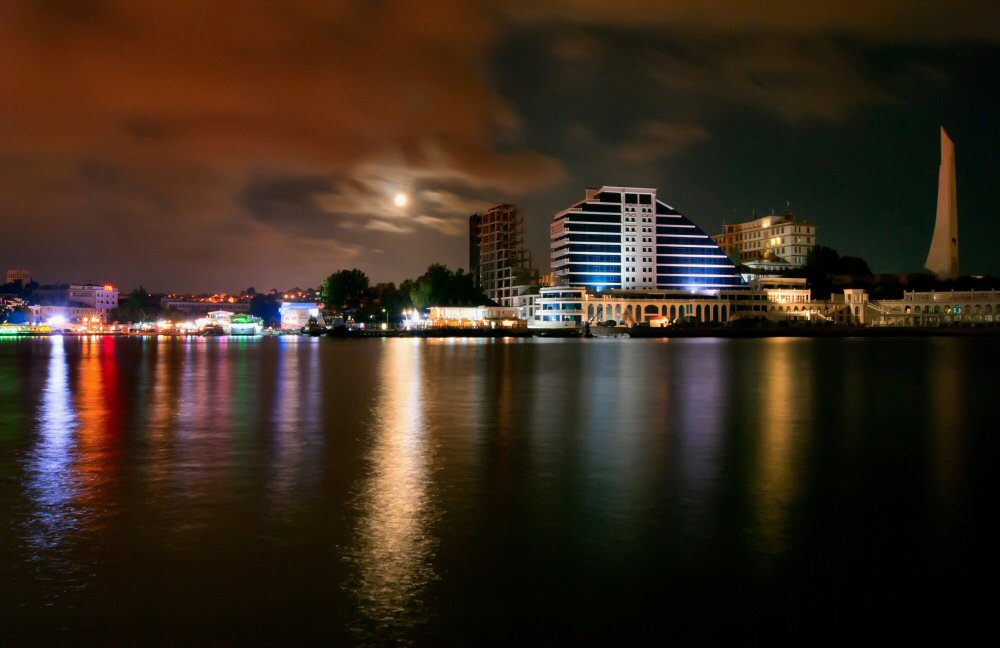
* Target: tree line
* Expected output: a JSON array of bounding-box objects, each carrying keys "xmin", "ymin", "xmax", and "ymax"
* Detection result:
[
  {"xmin": 320, "ymin": 264, "xmax": 491, "ymax": 320},
  {"xmin": 764, "ymin": 245, "xmax": 1000, "ymax": 299}
]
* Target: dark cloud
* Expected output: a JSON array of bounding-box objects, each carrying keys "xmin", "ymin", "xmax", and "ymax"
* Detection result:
[
  {"xmin": 503, "ymin": 1, "xmax": 1000, "ymax": 41},
  {"xmin": 0, "ymin": 0, "xmax": 564, "ymax": 289},
  {"xmin": 241, "ymin": 174, "xmax": 336, "ymax": 237},
  {"xmin": 617, "ymin": 121, "xmax": 711, "ymax": 164},
  {"xmin": 414, "ymin": 215, "xmax": 465, "ymax": 237},
  {"xmin": 0, "ymin": 1, "xmax": 998, "ymax": 289}
]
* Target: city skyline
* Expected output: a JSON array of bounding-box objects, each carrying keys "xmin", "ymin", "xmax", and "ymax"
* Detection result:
[{"xmin": 2, "ymin": 1, "xmax": 999, "ymax": 292}]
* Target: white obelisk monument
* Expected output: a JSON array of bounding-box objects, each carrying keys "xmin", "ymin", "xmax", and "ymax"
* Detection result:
[{"xmin": 924, "ymin": 127, "xmax": 959, "ymax": 280}]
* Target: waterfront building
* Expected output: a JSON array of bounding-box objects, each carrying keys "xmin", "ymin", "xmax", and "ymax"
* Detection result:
[
  {"xmin": 206, "ymin": 310, "xmax": 235, "ymax": 323},
  {"xmin": 227, "ymin": 314, "xmax": 263, "ymax": 336},
  {"xmin": 867, "ymin": 290, "xmax": 1000, "ymax": 326},
  {"xmin": 925, "ymin": 128, "xmax": 960, "ymax": 280},
  {"xmin": 529, "ymin": 285, "xmax": 763, "ymax": 331},
  {"xmin": 551, "ymin": 186, "xmax": 744, "ymax": 291},
  {"xmin": 68, "ymin": 284, "xmax": 119, "ymax": 319},
  {"xmin": 194, "ymin": 310, "xmax": 262, "ymax": 335},
  {"xmin": 424, "ymin": 305, "xmax": 524, "ymax": 329},
  {"xmin": 5, "ymin": 269, "xmax": 31, "ymax": 285},
  {"xmin": 279, "ymin": 302, "xmax": 323, "ymax": 330},
  {"xmin": 510, "ymin": 289, "xmax": 539, "ymax": 323},
  {"xmin": 532, "ymin": 286, "xmax": 587, "ymax": 329},
  {"xmin": 713, "ymin": 208, "xmax": 816, "ymax": 268},
  {"xmin": 755, "ymin": 277, "xmax": 818, "ymax": 321},
  {"xmin": 29, "ymin": 285, "xmax": 70, "ymax": 304},
  {"xmin": 28, "ymin": 304, "xmax": 97, "ymax": 326},
  {"xmin": 25, "ymin": 283, "xmax": 116, "ymax": 323},
  {"xmin": 469, "ymin": 204, "xmax": 539, "ymax": 307},
  {"xmin": 160, "ymin": 298, "xmax": 251, "ymax": 316},
  {"xmin": 527, "ymin": 279, "xmax": 882, "ymax": 330},
  {"xmin": 528, "ymin": 283, "xmax": 999, "ymax": 330}
]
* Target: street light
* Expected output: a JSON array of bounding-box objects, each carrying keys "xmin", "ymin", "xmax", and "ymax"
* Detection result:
[{"xmin": 382, "ymin": 308, "xmax": 388, "ymax": 331}]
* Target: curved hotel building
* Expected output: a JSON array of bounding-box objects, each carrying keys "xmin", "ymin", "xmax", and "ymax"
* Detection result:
[
  {"xmin": 535, "ymin": 186, "xmax": 749, "ymax": 328},
  {"xmin": 551, "ymin": 186, "xmax": 745, "ymax": 291}
]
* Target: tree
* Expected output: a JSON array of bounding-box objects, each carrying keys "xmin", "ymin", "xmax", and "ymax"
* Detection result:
[
  {"xmin": 369, "ymin": 282, "xmax": 411, "ymax": 318},
  {"xmin": 838, "ymin": 256, "xmax": 872, "ymax": 277},
  {"xmin": 805, "ymin": 246, "xmax": 841, "ymax": 275},
  {"xmin": 1, "ymin": 299, "xmax": 29, "ymax": 324},
  {"xmin": 408, "ymin": 264, "xmax": 491, "ymax": 308},
  {"xmin": 0, "ymin": 279, "xmax": 37, "ymax": 300},
  {"xmin": 321, "ymin": 269, "xmax": 371, "ymax": 315},
  {"xmin": 110, "ymin": 286, "xmax": 157, "ymax": 323},
  {"xmin": 409, "ymin": 280, "xmax": 435, "ymax": 310},
  {"xmin": 411, "ymin": 263, "xmax": 452, "ymax": 307},
  {"xmin": 250, "ymin": 293, "xmax": 281, "ymax": 327},
  {"xmin": 449, "ymin": 268, "xmax": 492, "ymax": 305}
]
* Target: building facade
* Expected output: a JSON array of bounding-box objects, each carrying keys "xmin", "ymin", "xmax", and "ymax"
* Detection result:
[
  {"xmin": 29, "ymin": 304, "xmax": 97, "ymax": 325},
  {"xmin": 68, "ymin": 284, "xmax": 119, "ymax": 318},
  {"xmin": 868, "ymin": 290, "xmax": 1000, "ymax": 326},
  {"xmin": 530, "ymin": 285, "xmax": 761, "ymax": 330},
  {"xmin": 424, "ymin": 305, "xmax": 524, "ymax": 329},
  {"xmin": 469, "ymin": 204, "xmax": 538, "ymax": 307},
  {"xmin": 160, "ymin": 299, "xmax": 251, "ymax": 317},
  {"xmin": 713, "ymin": 210, "xmax": 816, "ymax": 267},
  {"xmin": 551, "ymin": 186, "xmax": 745, "ymax": 291},
  {"xmin": 279, "ymin": 302, "xmax": 323, "ymax": 330},
  {"xmin": 5, "ymin": 269, "xmax": 31, "ymax": 285}
]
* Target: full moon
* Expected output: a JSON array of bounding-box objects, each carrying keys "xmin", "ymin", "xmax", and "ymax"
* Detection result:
[{"xmin": 394, "ymin": 192, "xmax": 407, "ymax": 207}]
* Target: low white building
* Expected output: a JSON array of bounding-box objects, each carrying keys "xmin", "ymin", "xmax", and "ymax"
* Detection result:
[
  {"xmin": 279, "ymin": 302, "xmax": 323, "ymax": 330},
  {"xmin": 425, "ymin": 305, "xmax": 523, "ymax": 328},
  {"xmin": 527, "ymin": 283, "xmax": 883, "ymax": 330},
  {"xmin": 529, "ymin": 285, "xmax": 754, "ymax": 330},
  {"xmin": 754, "ymin": 277, "xmax": 824, "ymax": 321},
  {"xmin": 868, "ymin": 290, "xmax": 1000, "ymax": 326},
  {"xmin": 29, "ymin": 304, "xmax": 97, "ymax": 326},
  {"xmin": 160, "ymin": 299, "xmax": 251, "ymax": 316}
]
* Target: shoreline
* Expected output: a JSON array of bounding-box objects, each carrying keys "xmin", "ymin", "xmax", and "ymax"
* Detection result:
[{"xmin": 4, "ymin": 326, "xmax": 1000, "ymax": 340}]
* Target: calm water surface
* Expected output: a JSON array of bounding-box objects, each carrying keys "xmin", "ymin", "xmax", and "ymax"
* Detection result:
[{"xmin": 0, "ymin": 336, "xmax": 997, "ymax": 643}]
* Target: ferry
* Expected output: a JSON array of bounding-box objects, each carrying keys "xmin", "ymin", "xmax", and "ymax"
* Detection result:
[{"xmin": 226, "ymin": 314, "xmax": 264, "ymax": 336}]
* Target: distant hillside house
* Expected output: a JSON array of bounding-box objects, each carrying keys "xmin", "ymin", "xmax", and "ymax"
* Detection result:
[{"xmin": 713, "ymin": 209, "xmax": 816, "ymax": 268}]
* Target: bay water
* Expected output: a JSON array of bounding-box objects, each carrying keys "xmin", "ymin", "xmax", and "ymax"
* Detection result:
[{"xmin": 1, "ymin": 336, "xmax": 996, "ymax": 643}]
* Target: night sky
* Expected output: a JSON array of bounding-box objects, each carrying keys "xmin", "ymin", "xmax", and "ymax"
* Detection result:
[{"xmin": 2, "ymin": 1, "xmax": 998, "ymax": 292}]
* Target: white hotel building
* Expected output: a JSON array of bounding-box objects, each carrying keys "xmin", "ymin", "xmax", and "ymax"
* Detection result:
[
  {"xmin": 68, "ymin": 284, "xmax": 119, "ymax": 319},
  {"xmin": 551, "ymin": 186, "xmax": 745, "ymax": 292}
]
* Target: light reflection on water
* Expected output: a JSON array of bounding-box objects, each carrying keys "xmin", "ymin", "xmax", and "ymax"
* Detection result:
[
  {"xmin": 753, "ymin": 338, "xmax": 810, "ymax": 555},
  {"xmin": 346, "ymin": 339, "xmax": 438, "ymax": 641},
  {"xmin": 0, "ymin": 335, "xmax": 997, "ymax": 642},
  {"xmin": 22, "ymin": 336, "xmax": 84, "ymax": 591},
  {"xmin": 673, "ymin": 339, "xmax": 726, "ymax": 530},
  {"xmin": 267, "ymin": 337, "xmax": 323, "ymax": 520}
]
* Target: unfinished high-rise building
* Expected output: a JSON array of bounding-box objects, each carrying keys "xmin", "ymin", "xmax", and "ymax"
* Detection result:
[{"xmin": 469, "ymin": 204, "xmax": 538, "ymax": 307}]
